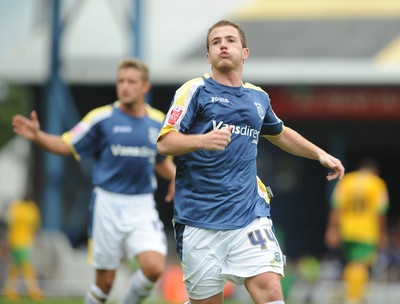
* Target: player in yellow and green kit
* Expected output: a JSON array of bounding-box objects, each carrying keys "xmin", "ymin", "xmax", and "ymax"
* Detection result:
[
  {"xmin": 3, "ymin": 197, "xmax": 42, "ymax": 300},
  {"xmin": 325, "ymin": 158, "xmax": 389, "ymax": 304}
]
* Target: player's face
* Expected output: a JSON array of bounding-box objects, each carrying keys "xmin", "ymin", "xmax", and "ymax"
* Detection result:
[
  {"xmin": 206, "ymin": 25, "xmax": 248, "ymax": 72},
  {"xmin": 116, "ymin": 67, "xmax": 150, "ymax": 105}
]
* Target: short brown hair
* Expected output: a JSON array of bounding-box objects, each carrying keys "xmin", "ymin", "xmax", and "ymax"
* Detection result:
[
  {"xmin": 206, "ymin": 20, "xmax": 247, "ymax": 51},
  {"xmin": 118, "ymin": 58, "xmax": 150, "ymax": 81}
]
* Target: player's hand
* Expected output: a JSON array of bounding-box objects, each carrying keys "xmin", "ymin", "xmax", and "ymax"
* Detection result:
[
  {"xmin": 12, "ymin": 111, "xmax": 41, "ymax": 141},
  {"xmin": 319, "ymin": 154, "xmax": 345, "ymax": 181},
  {"xmin": 325, "ymin": 226, "xmax": 340, "ymax": 249},
  {"xmin": 202, "ymin": 127, "xmax": 232, "ymax": 151},
  {"xmin": 165, "ymin": 179, "xmax": 175, "ymax": 203}
]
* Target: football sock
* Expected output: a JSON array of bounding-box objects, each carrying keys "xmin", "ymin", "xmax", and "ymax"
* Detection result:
[
  {"xmin": 265, "ymin": 301, "xmax": 285, "ymax": 304},
  {"xmin": 343, "ymin": 262, "xmax": 368, "ymax": 302},
  {"xmin": 121, "ymin": 269, "xmax": 155, "ymax": 304},
  {"xmin": 85, "ymin": 284, "xmax": 108, "ymax": 304},
  {"xmin": 22, "ymin": 262, "xmax": 42, "ymax": 297},
  {"xmin": 4, "ymin": 263, "xmax": 19, "ymax": 299}
]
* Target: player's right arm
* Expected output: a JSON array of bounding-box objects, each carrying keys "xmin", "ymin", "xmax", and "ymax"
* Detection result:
[
  {"xmin": 12, "ymin": 110, "xmax": 71, "ymax": 156},
  {"xmin": 157, "ymin": 129, "xmax": 231, "ymax": 156}
]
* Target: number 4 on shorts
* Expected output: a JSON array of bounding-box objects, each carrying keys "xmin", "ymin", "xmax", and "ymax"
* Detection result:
[{"xmin": 247, "ymin": 228, "xmax": 278, "ymax": 250}]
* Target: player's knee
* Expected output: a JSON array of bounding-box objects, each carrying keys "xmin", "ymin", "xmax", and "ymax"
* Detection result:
[
  {"xmin": 249, "ymin": 275, "xmax": 283, "ymax": 301},
  {"xmin": 100, "ymin": 282, "xmax": 113, "ymax": 294},
  {"xmin": 97, "ymin": 277, "xmax": 114, "ymax": 294},
  {"xmin": 269, "ymin": 284, "xmax": 284, "ymax": 301},
  {"xmin": 141, "ymin": 262, "xmax": 165, "ymax": 282},
  {"xmin": 263, "ymin": 279, "xmax": 283, "ymax": 300}
]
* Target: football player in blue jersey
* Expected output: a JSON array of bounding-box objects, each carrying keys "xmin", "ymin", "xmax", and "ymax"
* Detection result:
[
  {"xmin": 12, "ymin": 58, "xmax": 176, "ymax": 304},
  {"xmin": 157, "ymin": 20, "xmax": 344, "ymax": 304}
]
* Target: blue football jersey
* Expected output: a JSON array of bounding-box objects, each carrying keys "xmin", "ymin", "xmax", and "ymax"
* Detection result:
[
  {"xmin": 62, "ymin": 101, "xmax": 166, "ymax": 195},
  {"xmin": 158, "ymin": 74, "xmax": 285, "ymax": 230}
]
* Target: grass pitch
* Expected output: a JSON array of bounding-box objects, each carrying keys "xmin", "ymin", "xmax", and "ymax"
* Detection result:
[{"xmin": 0, "ymin": 298, "xmax": 247, "ymax": 304}]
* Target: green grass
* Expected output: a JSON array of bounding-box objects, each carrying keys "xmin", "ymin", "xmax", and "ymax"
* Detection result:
[
  {"xmin": 0, "ymin": 298, "xmax": 246, "ymax": 304},
  {"xmin": 0, "ymin": 297, "xmax": 82, "ymax": 304}
]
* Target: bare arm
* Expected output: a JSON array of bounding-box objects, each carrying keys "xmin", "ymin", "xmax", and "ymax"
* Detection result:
[
  {"xmin": 155, "ymin": 157, "xmax": 176, "ymax": 181},
  {"xmin": 12, "ymin": 110, "xmax": 71, "ymax": 156},
  {"xmin": 155, "ymin": 158, "xmax": 176, "ymax": 203},
  {"xmin": 378, "ymin": 214, "xmax": 388, "ymax": 251},
  {"xmin": 157, "ymin": 128, "xmax": 232, "ymax": 156},
  {"xmin": 325, "ymin": 208, "xmax": 341, "ymax": 249},
  {"xmin": 266, "ymin": 127, "xmax": 345, "ymax": 181}
]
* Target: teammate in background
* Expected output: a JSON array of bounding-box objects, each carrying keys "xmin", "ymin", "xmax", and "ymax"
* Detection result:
[
  {"xmin": 325, "ymin": 158, "xmax": 389, "ymax": 304},
  {"xmin": 3, "ymin": 196, "xmax": 42, "ymax": 300},
  {"xmin": 157, "ymin": 20, "xmax": 344, "ymax": 304},
  {"xmin": 12, "ymin": 58, "xmax": 176, "ymax": 304}
]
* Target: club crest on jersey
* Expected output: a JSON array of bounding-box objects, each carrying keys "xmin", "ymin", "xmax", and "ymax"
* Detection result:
[
  {"xmin": 254, "ymin": 102, "xmax": 264, "ymax": 119},
  {"xmin": 168, "ymin": 105, "xmax": 183, "ymax": 125}
]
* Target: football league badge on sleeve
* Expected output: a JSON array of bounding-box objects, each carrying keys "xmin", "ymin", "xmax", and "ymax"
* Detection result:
[{"xmin": 168, "ymin": 105, "xmax": 183, "ymax": 126}]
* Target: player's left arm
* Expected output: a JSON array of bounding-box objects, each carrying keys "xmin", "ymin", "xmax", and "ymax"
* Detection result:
[
  {"xmin": 265, "ymin": 127, "xmax": 345, "ymax": 181},
  {"xmin": 378, "ymin": 214, "xmax": 389, "ymax": 250},
  {"xmin": 378, "ymin": 182, "xmax": 390, "ymax": 250},
  {"xmin": 155, "ymin": 157, "xmax": 176, "ymax": 203}
]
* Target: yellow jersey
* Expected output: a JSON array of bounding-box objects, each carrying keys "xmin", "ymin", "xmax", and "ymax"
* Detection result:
[
  {"xmin": 331, "ymin": 171, "xmax": 388, "ymax": 245},
  {"xmin": 6, "ymin": 200, "xmax": 41, "ymax": 248}
]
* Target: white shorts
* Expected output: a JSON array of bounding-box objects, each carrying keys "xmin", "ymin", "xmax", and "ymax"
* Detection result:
[
  {"xmin": 177, "ymin": 217, "xmax": 284, "ymax": 300},
  {"xmin": 88, "ymin": 187, "xmax": 167, "ymax": 269}
]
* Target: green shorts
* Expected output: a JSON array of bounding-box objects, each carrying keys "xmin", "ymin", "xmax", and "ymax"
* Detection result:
[
  {"xmin": 11, "ymin": 247, "xmax": 31, "ymax": 266},
  {"xmin": 342, "ymin": 241, "xmax": 377, "ymax": 264}
]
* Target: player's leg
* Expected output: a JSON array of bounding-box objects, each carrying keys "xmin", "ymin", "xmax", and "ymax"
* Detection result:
[
  {"xmin": 174, "ymin": 223, "xmax": 229, "ymax": 304},
  {"xmin": 85, "ymin": 188, "xmax": 123, "ymax": 304},
  {"xmin": 342, "ymin": 262, "xmax": 368, "ymax": 304},
  {"xmin": 121, "ymin": 194, "xmax": 168, "ymax": 304},
  {"xmin": 342, "ymin": 242, "xmax": 375, "ymax": 304},
  {"xmin": 121, "ymin": 251, "xmax": 166, "ymax": 303},
  {"xmin": 188, "ymin": 292, "xmax": 224, "ymax": 304},
  {"xmin": 20, "ymin": 249, "xmax": 42, "ymax": 299},
  {"xmin": 3, "ymin": 251, "xmax": 20, "ymax": 300},
  {"xmin": 136, "ymin": 246, "xmax": 166, "ymax": 282},
  {"xmin": 225, "ymin": 216, "xmax": 285, "ymax": 303},
  {"xmin": 85, "ymin": 269, "xmax": 116, "ymax": 304},
  {"xmin": 245, "ymin": 272, "xmax": 284, "ymax": 303}
]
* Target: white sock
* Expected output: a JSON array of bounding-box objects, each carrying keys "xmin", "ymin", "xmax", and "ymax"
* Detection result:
[
  {"xmin": 85, "ymin": 284, "xmax": 108, "ymax": 304},
  {"xmin": 265, "ymin": 301, "xmax": 285, "ymax": 304},
  {"xmin": 122, "ymin": 269, "xmax": 155, "ymax": 304}
]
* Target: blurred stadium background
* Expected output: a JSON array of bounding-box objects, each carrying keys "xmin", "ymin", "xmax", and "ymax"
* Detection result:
[{"xmin": 0, "ymin": 0, "xmax": 399, "ymax": 303}]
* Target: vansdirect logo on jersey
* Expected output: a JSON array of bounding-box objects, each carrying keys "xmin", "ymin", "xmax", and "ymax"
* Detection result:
[
  {"xmin": 110, "ymin": 145, "xmax": 156, "ymax": 158},
  {"xmin": 212, "ymin": 120, "xmax": 259, "ymax": 144}
]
